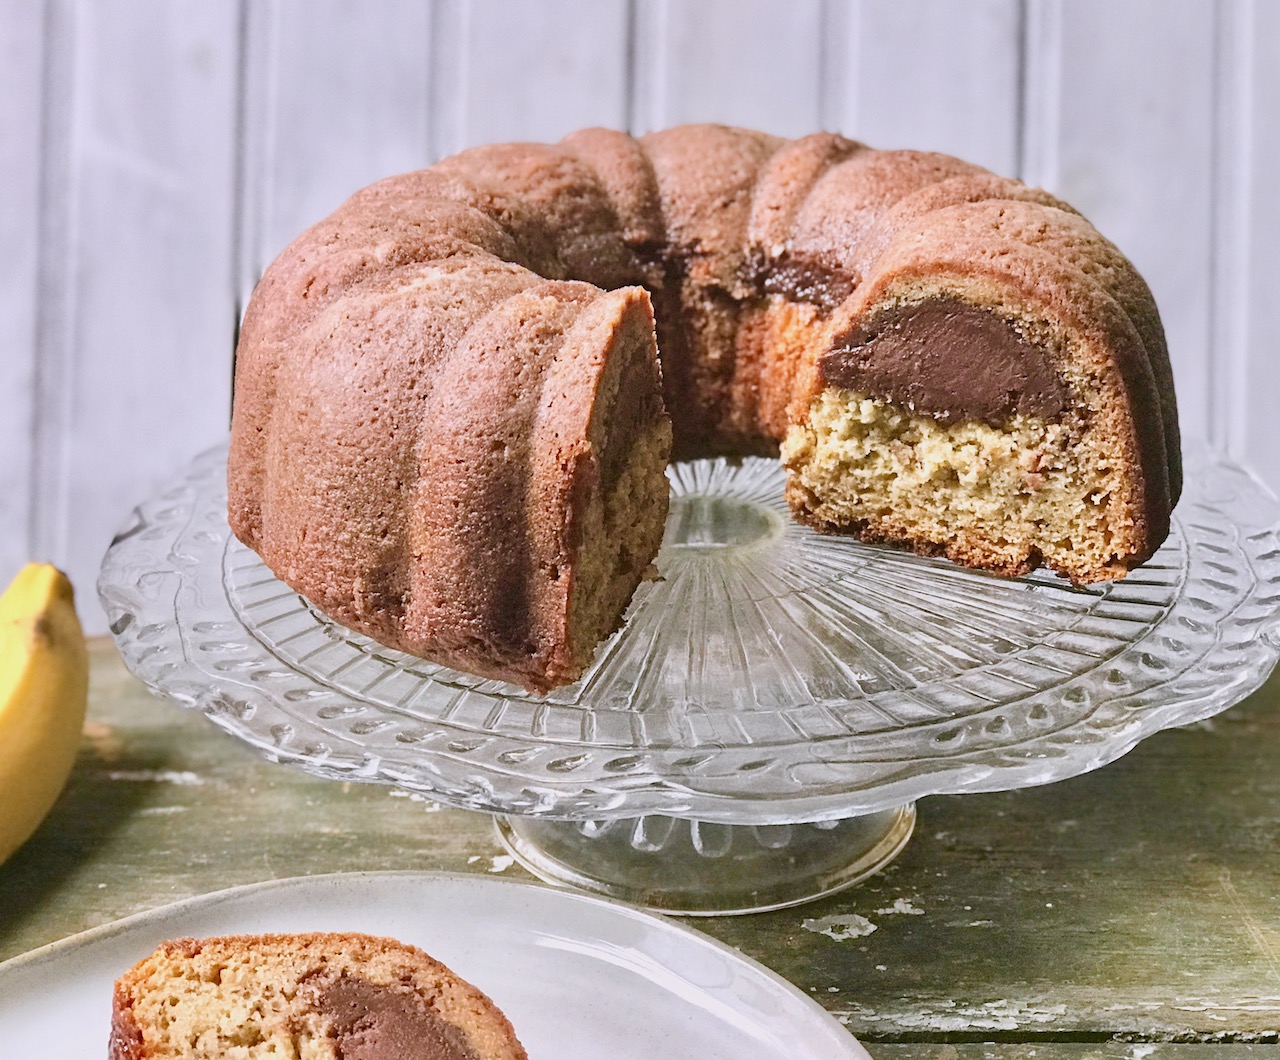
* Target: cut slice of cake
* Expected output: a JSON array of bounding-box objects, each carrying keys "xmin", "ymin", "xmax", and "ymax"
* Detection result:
[{"xmin": 109, "ymin": 933, "xmax": 528, "ymax": 1060}]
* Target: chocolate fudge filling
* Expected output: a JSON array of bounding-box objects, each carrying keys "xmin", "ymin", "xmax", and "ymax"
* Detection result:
[
  {"xmin": 742, "ymin": 248, "xmax": 858, "ymax": 310},
  {"xmin": 310, "ymin": 972, "xmax": 479, "ymax": 1060},
  {"xmin": 820, "ymin": 296, "xmax": 1073, "ymax": 424}
]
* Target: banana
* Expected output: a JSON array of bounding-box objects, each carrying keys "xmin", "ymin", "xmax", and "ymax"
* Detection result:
[{"xmin": 0, "ymin": 563, "xmax": 89, "ymax": 866}]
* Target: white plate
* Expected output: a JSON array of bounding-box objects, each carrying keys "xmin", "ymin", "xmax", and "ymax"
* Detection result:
[{"xmin": 0, "ymin": 871, "xmax": 867, "ymax": 1058}]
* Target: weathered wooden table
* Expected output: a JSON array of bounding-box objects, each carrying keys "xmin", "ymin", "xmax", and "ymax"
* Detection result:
[{"xmin": 2, "ymin": 638, "xmax": 1277, "ymax": 1057}]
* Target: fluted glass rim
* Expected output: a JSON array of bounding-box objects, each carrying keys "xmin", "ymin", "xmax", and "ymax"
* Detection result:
[{"xmin": 98, "ymin": 441, "xmax": 1280, "ymax": 823}]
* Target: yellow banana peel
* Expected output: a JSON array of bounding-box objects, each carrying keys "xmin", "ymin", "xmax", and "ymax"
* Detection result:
[{"xmin": 0, "ymin": 563, "xmax": 89, "ymax": 866}]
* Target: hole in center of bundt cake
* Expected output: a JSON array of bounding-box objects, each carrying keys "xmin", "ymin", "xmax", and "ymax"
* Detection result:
[{"xmin": 663, "ymin": 490, "xmax": 784, "ymax": 551}]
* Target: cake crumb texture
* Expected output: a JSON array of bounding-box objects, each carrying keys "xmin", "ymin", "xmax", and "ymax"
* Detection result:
[{"xmin": 784, "ymin": 389, "xmax": 1139, "ymax": 582}]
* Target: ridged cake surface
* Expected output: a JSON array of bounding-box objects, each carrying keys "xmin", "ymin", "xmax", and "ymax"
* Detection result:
[{"xmin": 229, "ymin": 124, "xmax": 1180, "ymax": 691}]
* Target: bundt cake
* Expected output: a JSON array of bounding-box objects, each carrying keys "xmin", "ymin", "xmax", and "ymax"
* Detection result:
[
  {"xmin": 109, "ymin": 932, "xmax": 527, "ymax": 1059},
  {"xmin": 228, "ymin": 123, "xmax": 1180, "ymax": 693}
]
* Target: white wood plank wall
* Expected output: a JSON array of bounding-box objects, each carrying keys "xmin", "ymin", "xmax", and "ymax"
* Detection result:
[{"xmin": 3, "ymin": 0, "xmax": 1277, "ymax": 632}]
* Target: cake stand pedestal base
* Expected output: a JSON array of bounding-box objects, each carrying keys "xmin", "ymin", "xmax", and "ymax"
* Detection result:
[{"xmin": 495, "ymin": 806, "xmax": 916, "ymax": 915}]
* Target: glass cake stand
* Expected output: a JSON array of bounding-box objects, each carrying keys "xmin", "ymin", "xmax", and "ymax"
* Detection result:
[{"xmin": 98, "ymin": 443, "xmax": 1280, "ymax": 915}]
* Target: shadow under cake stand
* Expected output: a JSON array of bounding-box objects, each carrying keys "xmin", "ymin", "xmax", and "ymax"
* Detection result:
[{"xmin": 98, "ymin": 443, "xmax": 1280, "ymax": 915}]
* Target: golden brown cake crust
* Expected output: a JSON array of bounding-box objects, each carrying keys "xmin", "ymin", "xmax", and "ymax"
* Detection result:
[{"xmin": 229, "ymin": 122, "xmax": 1181, "ymax": 689}]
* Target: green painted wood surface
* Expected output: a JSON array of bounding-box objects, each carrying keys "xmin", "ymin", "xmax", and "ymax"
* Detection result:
[{"xmin": 1, "ymin": 639, "xmax": 1278, "ymax": 1049}]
